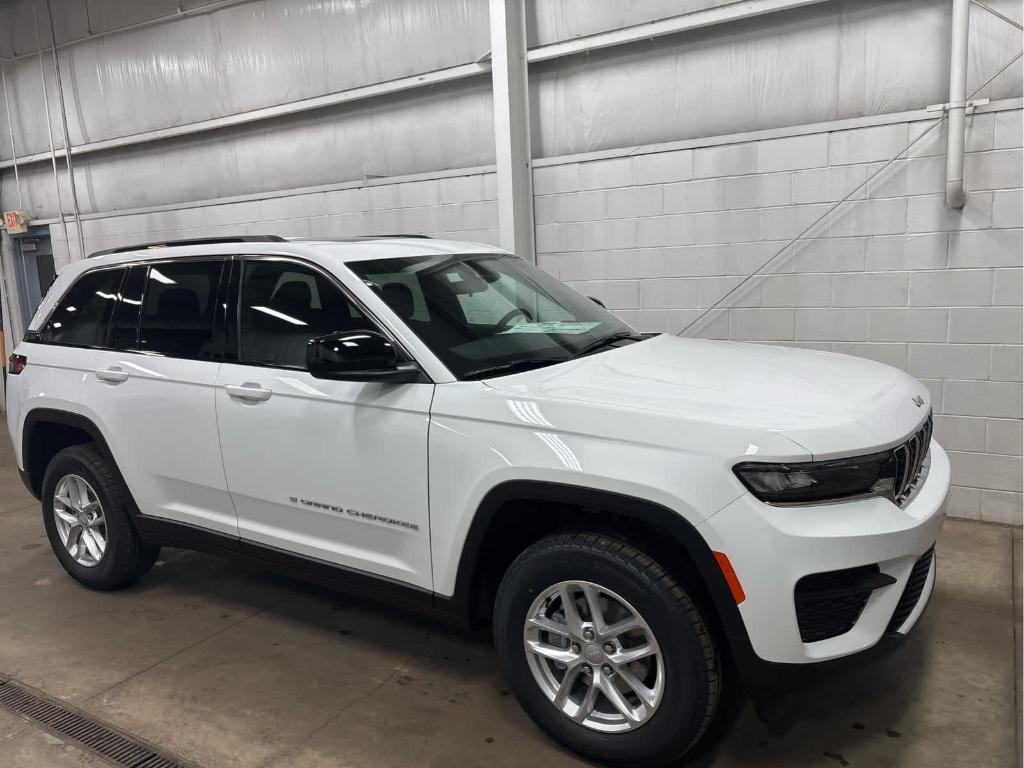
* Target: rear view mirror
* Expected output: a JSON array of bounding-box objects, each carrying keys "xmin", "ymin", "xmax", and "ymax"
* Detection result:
[{"xmin": 306, "ymin": 330, "xmax": 421, "ymax": 383}]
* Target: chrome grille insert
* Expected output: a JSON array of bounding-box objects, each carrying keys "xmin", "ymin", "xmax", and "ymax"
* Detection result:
[{"xmin": 893, "ymin": 415, "xmax": 933, "ymax": 508}]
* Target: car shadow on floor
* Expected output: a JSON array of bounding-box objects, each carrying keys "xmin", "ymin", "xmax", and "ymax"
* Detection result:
[
  {"xmin": 124, "ymin": 546, "xmax": 933, "ymax": 768},
  {"xmin": 125, "ymin": 546, "xmax": 498, "ymax": 672},
  {"xmin": 687, "ymin": 642, "xmax": 931, "ymax": 767}
]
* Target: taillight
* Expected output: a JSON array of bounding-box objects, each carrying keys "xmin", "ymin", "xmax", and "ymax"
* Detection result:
[{"xmin": 8, "ymin": 354, "xmax": 27, "ymax": 375}]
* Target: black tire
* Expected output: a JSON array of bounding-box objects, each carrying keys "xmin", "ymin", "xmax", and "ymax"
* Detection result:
[
  {"xmin": 41, "ymin": 443, "xmax": 159, "ymax": 590},
  {"xmin": 493, "ymin": 532, "xmax": 720, "ymax": 768}
]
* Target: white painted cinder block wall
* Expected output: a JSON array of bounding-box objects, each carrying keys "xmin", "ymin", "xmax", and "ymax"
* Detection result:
[
  {"xmin": 44, "ymin": 104, "xmax": 1023, "ymax": 525},
  {"xmin": 534, "ymin": 105, "xmax": 1023, "ymax": 525}
]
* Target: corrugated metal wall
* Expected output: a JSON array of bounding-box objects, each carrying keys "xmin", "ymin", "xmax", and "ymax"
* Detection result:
[
  {"xmin": 2, "ymin": 0, "xmax": 1021, "ymax": 219},
  {"xmin": 530, "ymin": 0, "xmax": 1021, "ymax": 156}
]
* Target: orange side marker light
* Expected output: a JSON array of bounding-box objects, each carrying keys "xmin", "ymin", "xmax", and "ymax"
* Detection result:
[{"xmin": 713, "ymin": 551, "xmax": 746, "ymax": 605}]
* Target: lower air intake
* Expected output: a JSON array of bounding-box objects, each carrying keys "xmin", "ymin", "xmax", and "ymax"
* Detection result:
[
  {"xmin": 794, "ymin": 564, "xmax": 895, "ymax": 643},
  {"xmin": 887, "ymin": 545, "xmax": 935, "ymax": 633}
]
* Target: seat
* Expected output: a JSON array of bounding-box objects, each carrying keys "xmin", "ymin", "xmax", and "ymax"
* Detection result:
[
  {"xmin": 270, "ymin": 281, "xmax": 313, "ymax": 320},
  {"xmin": 141, "ymin": 287, "xmax": 209, "ymax": 357},
  {"xmin": 158, "ymin": 287, "xmax": 200, "ymax": 319},
  {"xmin": 246, "ymin": 280, "xmax": 315, "ymax": 367}
]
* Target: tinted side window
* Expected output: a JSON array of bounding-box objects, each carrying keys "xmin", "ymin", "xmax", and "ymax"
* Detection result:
[
  {"xmin": 138, "ymin": 261, "xmax": 224, "ymax": 359},
  {"xmin": 238, "ymin": 260, "xmax": 375, "ymax": 368},
  {"xmin": 40, "ymin": 268, "xmax": 126, "ymax": 347}
]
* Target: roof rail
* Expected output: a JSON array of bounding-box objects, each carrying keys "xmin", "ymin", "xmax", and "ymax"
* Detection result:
[
  {"xmin": 87, "ymin": 235, "xmax": 287, "ymax": 258},
  {"xmin": 284, "ymin": 234, "xmax": 435, "ymax": 243}
]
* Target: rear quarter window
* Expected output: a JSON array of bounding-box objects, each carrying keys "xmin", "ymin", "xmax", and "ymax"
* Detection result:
[{"xmin": 38, "ymin": 268, "xmax": 126, "ymax": 347}]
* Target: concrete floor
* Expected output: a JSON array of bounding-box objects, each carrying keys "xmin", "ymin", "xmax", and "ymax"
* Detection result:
[{"xmin": 0, "ymin": 438, "xmax": 1019, "ymax": 768}]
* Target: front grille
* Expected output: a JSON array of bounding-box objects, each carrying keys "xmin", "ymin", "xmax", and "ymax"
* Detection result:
[
  {"xmin": 887, "ymin": 545, "xmax": 935, "ymax": 632},
  {"xmin": 795, "ymin": 564, "xmax": 896, "ymax": 643},
  {"xmin": 892, "ymin": 415, "xmax": 933, "ymax": 507}
]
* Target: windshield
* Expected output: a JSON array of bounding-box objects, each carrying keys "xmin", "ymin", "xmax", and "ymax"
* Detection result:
[{"xmin": 346, "ymin": 253, "xmax": 639, "ymax": 379}]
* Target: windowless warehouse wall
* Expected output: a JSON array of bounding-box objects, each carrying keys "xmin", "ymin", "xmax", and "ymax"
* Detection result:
[{"xmin": 0, "ymin": 0, "xmax": 1021, "ymax": 523}]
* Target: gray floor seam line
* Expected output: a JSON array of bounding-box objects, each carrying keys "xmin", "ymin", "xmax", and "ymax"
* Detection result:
[
  {"xmin": 0, "ymin": 720, "xmax": 36, "ymax": 747},
  {"xmin": 0, "ymin": 501, "xmax": 46, "ymax": 517},
  {"xmin": 80, "ymin": 596, "xmax": 289, "ymax": 707},
  {"xmin": 252, "ymin": 632, "xmax": 434, "ymax": 768}
]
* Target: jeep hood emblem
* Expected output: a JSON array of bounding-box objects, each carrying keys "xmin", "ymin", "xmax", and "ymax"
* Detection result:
[{"xmin": 912, "ymin": 395, "xmax": 925, "ymax": 407}]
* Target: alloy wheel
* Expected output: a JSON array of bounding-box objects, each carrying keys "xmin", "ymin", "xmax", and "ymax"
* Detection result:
[
  {"xmin": 523, "ymin": 580, "xmax": 665, "ymax": 733},
  {"xmin": 52, "ymin": 474, "xmax": 107, "ymax": 568}
]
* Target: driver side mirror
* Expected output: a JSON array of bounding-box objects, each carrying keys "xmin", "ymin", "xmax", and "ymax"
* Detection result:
[{"xmin": 306, "ymin": 330, "xmax": 421, "ymax": 383}]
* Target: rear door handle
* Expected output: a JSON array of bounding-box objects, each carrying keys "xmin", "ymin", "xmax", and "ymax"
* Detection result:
[
  {"xmin": 225, "ymin": 384, "xmax": 272, "ymax": 402},
  {"xmin": 94, "ymin": 367, "xmax": 129, "ymax": 383}
]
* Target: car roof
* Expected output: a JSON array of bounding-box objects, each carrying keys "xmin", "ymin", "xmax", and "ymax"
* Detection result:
[
  {"xmin": 29, "ymin": 236, "xmax": 511, "ymax": 334},
  {"xmin": 82, "ymin": 236, "xmax": 509, "ymax": 270}
]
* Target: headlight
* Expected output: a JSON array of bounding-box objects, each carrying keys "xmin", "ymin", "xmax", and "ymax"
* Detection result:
[{"xmin": 733, "ymin": 451, "xmax": 896, "ymax": 505}]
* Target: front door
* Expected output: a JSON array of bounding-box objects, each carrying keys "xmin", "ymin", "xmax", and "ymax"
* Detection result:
[{"xmin": 214, "ymin": 257, "xmax": 434, "ymax": 589}]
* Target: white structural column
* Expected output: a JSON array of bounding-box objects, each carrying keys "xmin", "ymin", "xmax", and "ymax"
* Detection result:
[{"xmin": 489, "ymin": 0, "xmax": 535, "ymax": 261}]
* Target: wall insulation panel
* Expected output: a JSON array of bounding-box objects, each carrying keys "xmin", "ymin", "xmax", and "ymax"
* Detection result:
[
  {"xmin": 2, "ymin": 78, "xmax": 494, "ymax": 218},
  {"xmin": 529, "ymin": 0, "xmax": 1023, "ymax": 157},
  {"xmin": 1, "ymin": 0, "xmax": 490, "ymax": 155}
]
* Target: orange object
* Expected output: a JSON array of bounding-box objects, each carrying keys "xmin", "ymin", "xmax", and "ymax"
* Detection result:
[{"xmin": 712, "ymin": 551, "xmax": 746, "ymax": 605}]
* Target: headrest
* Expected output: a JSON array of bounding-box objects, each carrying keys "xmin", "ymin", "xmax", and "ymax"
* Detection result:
[
  {"xmin": 156, "ymin": 288, "xmax": 199, "ymax": 318},
  {"xmin": 382, "ymin": 282, "xmax": 415, "ymax": 320},
  {"xmin": 272, "ymin": 280, "xmax": 312, "ymax": 311}
]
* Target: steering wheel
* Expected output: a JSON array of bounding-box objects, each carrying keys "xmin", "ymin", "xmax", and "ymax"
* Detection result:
[{"xmin": 497, "ymin": 307, "xmax": 533, "ymax": 329}]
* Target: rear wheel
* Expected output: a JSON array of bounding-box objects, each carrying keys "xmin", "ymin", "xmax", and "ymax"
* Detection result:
[
  {"xmin": 493, "ymin": 532, "xmax": 720, "ymax": 767},
  {"xmin": 42, "ymin": 444, "xmax": 158, "ymax": 590}
]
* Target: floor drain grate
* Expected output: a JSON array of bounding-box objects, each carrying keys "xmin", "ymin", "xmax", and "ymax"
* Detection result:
[{"xmin": 0, "ymin": 675, "xmax": 199, "ymax": 768}]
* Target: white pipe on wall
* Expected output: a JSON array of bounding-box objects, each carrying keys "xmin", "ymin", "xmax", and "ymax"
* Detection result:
[
  {"xmin": 32, "ymin": 1, "xmax": 71, "ymax": 249},
  {"xmin": 1, "ymin": 67, "xmax": 23, "ymax": 209},
  {"xmin": 45, "ymin": 0, "xmax": 86, "ymax": 257},
  {"xmin": 946, "ymin": 0, "xmax": 971, "ymax": 209}
]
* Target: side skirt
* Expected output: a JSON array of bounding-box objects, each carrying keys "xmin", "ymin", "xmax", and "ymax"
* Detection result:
[{"xmin": 132, "ymin": 515, "xmax": 469, "ymax": 629}]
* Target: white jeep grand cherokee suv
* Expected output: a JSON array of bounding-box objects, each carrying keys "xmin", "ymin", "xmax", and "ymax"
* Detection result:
[{"xmin": 7, "ymin": 235, "xmax": 947, "ymax": 767}]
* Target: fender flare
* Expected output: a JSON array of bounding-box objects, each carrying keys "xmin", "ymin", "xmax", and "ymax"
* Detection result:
[
  {"xmin": 21, "ymin": 408, "xmax": 119, "ymax": 497},
  {"xmin": 448, "ymin": 479, "xmax": 748, "ymax": 642}
]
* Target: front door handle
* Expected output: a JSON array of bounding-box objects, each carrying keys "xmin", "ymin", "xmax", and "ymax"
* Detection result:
[
  {"xmin": 225, "ymin": 383, "xmax": 272, "ymax": 402},
  {"xmin": 94, "ymin": 367, "xmax": 129, "ymax": 383}
]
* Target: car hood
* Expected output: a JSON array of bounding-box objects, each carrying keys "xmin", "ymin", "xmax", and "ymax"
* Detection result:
[{"xmin": 482, "ymin": 334, "xmax": 932, "ymax": 458}]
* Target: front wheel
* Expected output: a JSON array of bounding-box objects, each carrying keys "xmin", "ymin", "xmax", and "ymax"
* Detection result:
[{"xmin": 493, "ymin": 532, "xmax": 720, "ymax": 767}]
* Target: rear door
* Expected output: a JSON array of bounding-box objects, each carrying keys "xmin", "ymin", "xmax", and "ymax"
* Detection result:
[
  {"xmin": 82, "ymin": 258, "xmax": 238, "ymax": 536},
  {"xmin": 214, "ymin": 256, "xmax": 434, "ymax": 589}
]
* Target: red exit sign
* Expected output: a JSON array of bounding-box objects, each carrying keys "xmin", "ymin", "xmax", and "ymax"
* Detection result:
[{"xmin": 3, "ymin": 211, "xmax": 27, "ymax": 234}]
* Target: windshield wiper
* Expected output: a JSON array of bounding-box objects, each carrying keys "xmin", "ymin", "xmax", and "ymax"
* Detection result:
[
  {"xmin": 573, "ymin": 331, "xmax": 645, "ymax": 358},
  {"xmin": 462, "ymin": 358, "xmax": 566, "ymax": 381}
]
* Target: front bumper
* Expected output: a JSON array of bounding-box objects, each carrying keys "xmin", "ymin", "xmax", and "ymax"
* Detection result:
[{"xmin": 699, "ymin": 440, "xmax": 949, "ymax": 671}]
